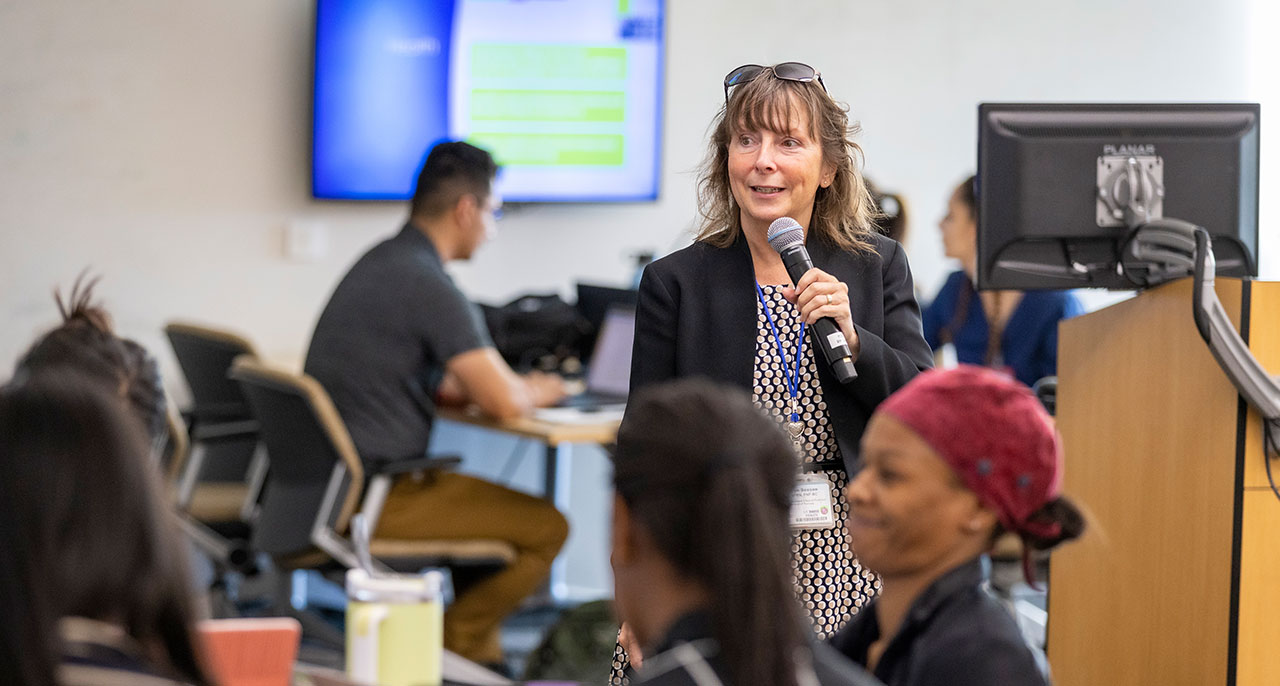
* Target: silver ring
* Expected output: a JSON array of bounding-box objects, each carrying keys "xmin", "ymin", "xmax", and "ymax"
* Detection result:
[{"xmin": 826, "ymin": 293, "xmax": 834, "ymax": 307}]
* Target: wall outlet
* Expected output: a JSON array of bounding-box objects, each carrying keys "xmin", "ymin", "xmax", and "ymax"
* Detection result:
[{"xmin": 284, "ymin": 219, "xmax": 328, "ymax": 263}]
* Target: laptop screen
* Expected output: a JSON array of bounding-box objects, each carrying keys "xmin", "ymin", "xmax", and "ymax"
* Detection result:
[{"xmin": 585, "ymin": 306, "xmax": 635, "ymax": 397}]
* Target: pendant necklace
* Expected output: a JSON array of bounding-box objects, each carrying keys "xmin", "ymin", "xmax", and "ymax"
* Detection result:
[{"xmin": 755, "ymin": 283, "xmax": 807, "ymax": 447}]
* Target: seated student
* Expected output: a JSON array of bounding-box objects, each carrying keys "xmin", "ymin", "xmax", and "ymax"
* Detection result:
[
  {"xmin": 865, "ymin": 176, "xmax": 910, "ymax": 246},
  {"xmin": 611, "ymin": 379, "xmax": 882, "ymax": 686},
  {"xmin": 0, "ymin": 372, "xmax": 211, "ymax": 686},
  {"xmin": 305, "ymin": 140, "xmax": 568, "ymax": 667},
  {"xmin": 830, "ymin": 365, "xmax": 1085, "ymax": 685},
  {"xmin": 922, "ymin": 176, "xmax": 1082, "ymax": 387}
]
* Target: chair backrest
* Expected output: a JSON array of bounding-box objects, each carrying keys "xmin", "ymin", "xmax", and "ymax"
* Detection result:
[
  {"xmin": 229, "ymin": 358, "xmax": 364, "ymax": 559},
  {"xmin": 161, "ymin": 402, "xmax": 191, "ymax": 484},
  {"xmin": 165, "ymin": 322, "xmax": 259, "ymax": 423}
]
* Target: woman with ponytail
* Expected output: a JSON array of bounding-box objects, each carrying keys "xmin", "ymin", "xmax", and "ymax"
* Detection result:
[
  {"xmin": 832, "ymin": 365, "xmax": 1086, "ymax": 685},
  {"xmin": 610, "ymin": 379, "xmax": 880, "ymax": 686}
]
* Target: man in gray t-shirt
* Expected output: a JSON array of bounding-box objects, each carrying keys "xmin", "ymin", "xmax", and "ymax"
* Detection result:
[
  {"xmin": 306, "ymin": 220, "xmax": 494, "ymax": 463},
  {"xmin": 305, "ymin": 141, "xmax": 567, "ymax": 668}
]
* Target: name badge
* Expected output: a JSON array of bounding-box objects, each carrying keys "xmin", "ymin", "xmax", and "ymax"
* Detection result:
[{"xmin": 790, "ymin": 474, "xmax": 836, "ymax": 529}]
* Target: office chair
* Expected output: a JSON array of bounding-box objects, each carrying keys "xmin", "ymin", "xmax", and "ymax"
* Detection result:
[
  {"xmin": 228, "ymin": 358, "xmax": 515, "ymax": 642},
  {"xmin": 162, "ymin": 406, "xmax": 258, "ymax": 574},
  {"xmin": 164, "ymin": 321, "xmax": 261, "ymax": 423},
  {"xmin": 163, "ymin": 322, "xmax": 265, "ymax": 516}
]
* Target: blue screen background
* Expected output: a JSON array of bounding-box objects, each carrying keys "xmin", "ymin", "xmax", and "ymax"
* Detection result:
[{"xmin": 312, "ymin": 0, "xmax": 454, "ymax": 199}]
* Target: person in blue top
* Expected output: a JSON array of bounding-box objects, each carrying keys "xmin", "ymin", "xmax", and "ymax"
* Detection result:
[{"xmin": 921, "ymin": 176, "xmax": 1082, "ymax": 387}]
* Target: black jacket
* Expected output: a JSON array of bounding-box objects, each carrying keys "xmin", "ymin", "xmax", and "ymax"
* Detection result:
[
  {"xmin": 628, "ymin": 232, "xmax": 932, "ymax": 473},
  {"xmin": 636, "ymin": 612, "xmax": 884, "ymax": 686},
  {"xmin": 829, "ymin": 559, "xmax": 1046, "ymax": 686}
]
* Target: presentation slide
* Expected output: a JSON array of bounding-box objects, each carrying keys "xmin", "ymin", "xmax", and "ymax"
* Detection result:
[{"xmin": 312, "ymin": 0, "xmax": 664, "ymax": 202}]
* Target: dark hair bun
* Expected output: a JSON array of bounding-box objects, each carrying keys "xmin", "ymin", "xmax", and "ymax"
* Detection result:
[
  {"xmin": 1023, "ymin": 496, "xmax": 1086, "ymax": 551},
  {"xmin": 54, "ymin": 272, "xmax": 114, "ymax": 334}
]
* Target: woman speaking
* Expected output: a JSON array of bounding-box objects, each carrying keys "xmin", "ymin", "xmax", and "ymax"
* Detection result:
[{"xmin": 613, "ymin": 62, "xmax": 933, "ymax": 682}]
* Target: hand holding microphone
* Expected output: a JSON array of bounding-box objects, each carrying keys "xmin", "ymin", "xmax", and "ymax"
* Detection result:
[{"xmin": 767, "ymin": 217, "xmax": 859, "ymax": 383}]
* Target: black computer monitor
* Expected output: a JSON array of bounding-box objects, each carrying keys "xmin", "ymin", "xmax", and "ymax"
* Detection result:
[
  {"xmin": 976, "ymin": 103, "xmax": 1260, "ymax": 290},
  {"xmin": 574, "ymin": 283, "xmax": 638, "ymax": 364}
]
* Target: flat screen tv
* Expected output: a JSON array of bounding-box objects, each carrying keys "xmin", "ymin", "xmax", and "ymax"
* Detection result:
[
  {"xmin": 976, "ymin": 103, "xmax": 1260, "ymax": 290},
  {"xmin": 312, "ymin": 0, "xmax": 665, "ymax": 202}
]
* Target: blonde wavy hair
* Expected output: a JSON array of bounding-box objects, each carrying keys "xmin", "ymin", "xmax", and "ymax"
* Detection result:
[{"xmin": 695, "ymin": 69, "xmax": 876, "ymax": 252}]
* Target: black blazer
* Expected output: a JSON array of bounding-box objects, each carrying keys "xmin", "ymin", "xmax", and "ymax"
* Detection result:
[{"xmin": 629, "ymin": 232, "xmax": 933, "ymax": 474}]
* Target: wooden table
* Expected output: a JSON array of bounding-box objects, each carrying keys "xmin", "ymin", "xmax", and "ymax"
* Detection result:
[{"xmin": 435, "ymin": 406, "xmax": 621, "ymax": 502}]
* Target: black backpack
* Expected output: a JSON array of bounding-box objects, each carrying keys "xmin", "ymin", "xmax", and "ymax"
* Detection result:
[
  {"xmin": 520, "ymin": 599, "xmax": 619, "ymax": 683},
  {"xmin": 481, "ymin": 293, "xmax": 591, "ymax": 371}
]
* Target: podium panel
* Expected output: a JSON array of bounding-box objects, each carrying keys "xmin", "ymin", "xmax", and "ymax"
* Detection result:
[
  {"xmin": 1047, "ymin": 278, "xmax": 1280, "ymax": 686},
  {"xmin": 1237, "ymin": 282, "xmax": 1280, "ymax": 684},
  {"xmin": 1237, "ymin": 492, "xmax": 1280, "ymax": 684}
]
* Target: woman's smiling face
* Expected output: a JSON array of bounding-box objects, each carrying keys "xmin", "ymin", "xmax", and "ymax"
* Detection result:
[
  {"xmin": 845, "ymin": 413, "xmax": 993, "ymax": 580},
  {"xmin": 727, "ymin": 94, "xmax": 833, "ymax": 235}
]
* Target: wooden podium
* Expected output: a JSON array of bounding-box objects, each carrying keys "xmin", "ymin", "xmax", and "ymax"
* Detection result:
[{"xmin": 1047, "ymin": 278, "xmax": 1280, "ymax": 685}]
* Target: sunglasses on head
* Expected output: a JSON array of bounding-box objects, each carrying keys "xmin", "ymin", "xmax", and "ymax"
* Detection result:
[{"xmin": 723, "ymin": 62, "xmax": 826, "ymax": 102}]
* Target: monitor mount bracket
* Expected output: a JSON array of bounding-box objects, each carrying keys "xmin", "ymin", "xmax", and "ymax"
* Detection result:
[
  {"xmin": 1120, "ymin": 218, "xmax": 1280, "ymax": 459},
  {"xmin": 1097, "ymin": 154, "xmax": 1164, "ymax": 228}
]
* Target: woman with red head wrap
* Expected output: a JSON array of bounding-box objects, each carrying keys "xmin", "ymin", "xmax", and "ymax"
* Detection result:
[{"xmin": 831, "ymin": 365, "xmax": 1085, "ymax": 686}]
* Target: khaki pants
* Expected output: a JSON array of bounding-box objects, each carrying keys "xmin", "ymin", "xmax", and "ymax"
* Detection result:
[{"xmin": 375, "ymin": 471, "xmax": 569, "ymax": 664}]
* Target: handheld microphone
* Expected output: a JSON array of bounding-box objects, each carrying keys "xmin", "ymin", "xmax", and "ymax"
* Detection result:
[{"xmin": 767, "ymin": 217, "xmax": 858, "ymax": 383}]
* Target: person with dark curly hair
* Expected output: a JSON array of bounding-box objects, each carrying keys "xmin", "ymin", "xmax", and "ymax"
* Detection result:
[
  {"xmin": 2, "ymin": 276, "xmax": 208, "ymax": 686},
  {"xmin": 14, "ymin": 274, "xmax": 167, "ymax": 444}
]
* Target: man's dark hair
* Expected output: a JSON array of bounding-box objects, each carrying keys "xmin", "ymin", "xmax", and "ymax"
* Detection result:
[{"xmin": 409, "ymin": 141, "xmax": 498, "ymax": 219}]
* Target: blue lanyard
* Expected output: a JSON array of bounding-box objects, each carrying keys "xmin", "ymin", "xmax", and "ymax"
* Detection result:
[{"xmin": 755, "ymin": 283, "xmax": 806, "ymax": 423}]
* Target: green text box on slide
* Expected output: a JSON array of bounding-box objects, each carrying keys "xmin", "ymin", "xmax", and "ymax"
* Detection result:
[
  {"xmin": 470, "ymin": 90, "xmax": 625, "ymax": 122},
  {"xmin": 470, "ymin": 44, "xmax": 627, "ymax": 80},
  {"xmin": 468, "ymin": 133, "xmax": 624, "ymax": 166}
]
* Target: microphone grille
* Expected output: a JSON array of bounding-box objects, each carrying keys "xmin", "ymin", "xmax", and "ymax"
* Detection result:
[{"xmin": 766, "ymin": 217, "xmax": 804, "ymax": 254}]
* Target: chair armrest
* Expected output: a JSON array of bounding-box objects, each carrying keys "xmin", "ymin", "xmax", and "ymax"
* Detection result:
[
  {"xmin": 368, "ymin": 455, "xmax": 462, "ymax": 477},
  {"xmin": 190, "ymin": 419, "xmax": 260, "ymax": 441}
]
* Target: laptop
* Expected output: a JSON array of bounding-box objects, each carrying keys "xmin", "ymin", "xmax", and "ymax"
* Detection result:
[
  {"xmin": 555, "ymin": 305, "xmax": 635, "ymax": 410},
  {"xmin": 575, "ymin": 283, "xmax": 638, "ymax": 364}
]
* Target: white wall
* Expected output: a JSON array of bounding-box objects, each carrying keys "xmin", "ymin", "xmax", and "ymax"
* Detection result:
[
  {"xmin": 1250, "ymin": 0, "xmax": 1278, "ymax": 282},
  {"xmin": 1, "ymin": 0, "xmax": 1270, "ymax": 375},
  {"xmin": 0, "ymin": 0, "xmax": 1271, "ymax": 598}
]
